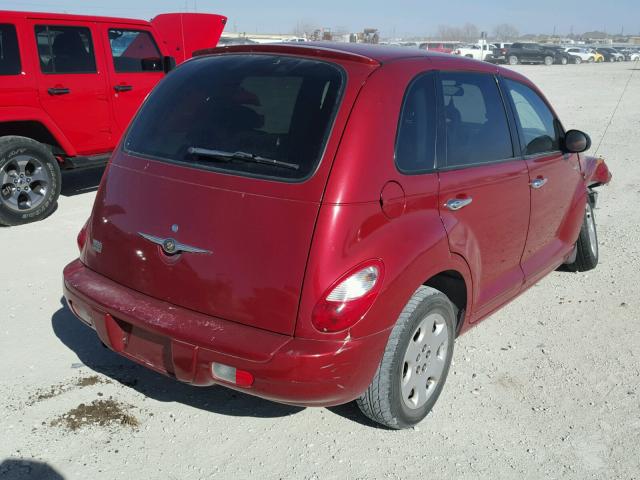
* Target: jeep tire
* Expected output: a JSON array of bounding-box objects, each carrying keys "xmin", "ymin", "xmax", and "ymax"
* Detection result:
[{"xmin": 0, "ymin": 136, "xmax": 61, "ymax": 226}]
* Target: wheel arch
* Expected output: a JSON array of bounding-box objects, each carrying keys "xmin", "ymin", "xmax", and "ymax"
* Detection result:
[{"xmin": 0, "ymin": 108, "xmax": 76, "ymax": 157}]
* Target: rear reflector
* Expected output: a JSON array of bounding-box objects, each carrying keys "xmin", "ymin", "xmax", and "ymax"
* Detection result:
[{"xmin": 212, "ymin": 362, "xmax": 254, "ymax": 387}]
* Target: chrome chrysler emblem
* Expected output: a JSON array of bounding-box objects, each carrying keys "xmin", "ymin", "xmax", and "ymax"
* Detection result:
[{"xmin": 138, "ymin": 232, "xmax": 211, "ymax": 255}]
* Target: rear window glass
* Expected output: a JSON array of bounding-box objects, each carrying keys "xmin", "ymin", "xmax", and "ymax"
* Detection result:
[
  {"xmin": 35, "ymin": 25, "xmax": 96, "ymax": 74},
  {"xmin": 124, "ymin": 55, "xmax": 344, "ymax": 181},
  {"xmin": 0, "ymin": 24, "xmax": 21, "ymax": 75}
]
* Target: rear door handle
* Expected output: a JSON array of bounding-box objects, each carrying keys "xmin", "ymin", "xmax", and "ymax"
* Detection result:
[
  {"xmin": 114, "ymin": 85, "xmax": 133, "ymax": 92},
  {"xmin": 47, "ymin": 87, "xmax": 70, "ymax": 95},
  {"xmin": 530, "ymin": 177, "xmax": 548, "ymax": 189},
  {"xmin": 444, "ymin": 197, "xmax": 473, "ymax": 211}
]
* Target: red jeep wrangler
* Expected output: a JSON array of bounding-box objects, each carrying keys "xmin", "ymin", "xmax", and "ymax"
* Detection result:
[{"xmin": 0, "ymin": 10, "xmax": 226, "ymax": 226}]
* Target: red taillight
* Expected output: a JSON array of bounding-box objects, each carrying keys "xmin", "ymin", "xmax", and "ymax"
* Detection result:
[
  {"xmin": 77, "ymin": 221, "xmax": 88, "ymax": 252},
  {"xmin": 311, "ymin": 260, "xmax": 384, "ymax": 333}
]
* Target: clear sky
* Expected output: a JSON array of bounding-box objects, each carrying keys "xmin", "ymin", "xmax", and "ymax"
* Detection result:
[{"xmin": 1, "ymin": 0, "xmax": 639, "ymax": 37}]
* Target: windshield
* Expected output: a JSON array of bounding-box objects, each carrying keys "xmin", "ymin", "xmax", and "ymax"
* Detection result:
[{"xmin": 124, "ymin": 54, "xmax": 344, "ymax": 181}]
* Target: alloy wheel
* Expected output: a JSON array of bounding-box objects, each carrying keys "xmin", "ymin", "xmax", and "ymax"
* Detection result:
[{"xmin": 0, "ymin": 155, "xmax": 50, "ymax": 213}]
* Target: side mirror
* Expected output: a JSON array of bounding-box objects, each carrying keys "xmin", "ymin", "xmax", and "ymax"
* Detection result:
[
  {"xmin": 564, "ymin": 129, "xmax": 591, "ymax": 153},
  {"xmin": 163, "ymin": 56, "xmax": 176, "ymax": 73}
]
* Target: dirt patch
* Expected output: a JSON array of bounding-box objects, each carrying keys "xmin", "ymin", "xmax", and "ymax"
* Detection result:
[
  {"xmin": 30, "ymin": 375, "xmax": 111, "ymax": 403},
  {"xmin": 51, "ymin": 399, "xmax": 139, "ymax": 431},
  {"xmin": 75, "ymin": 375, "xmax": 105, "ymax": 388}
]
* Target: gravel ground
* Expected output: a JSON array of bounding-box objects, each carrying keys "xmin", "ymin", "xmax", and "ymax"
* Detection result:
[{"xmin": 1, "ymin": 61, "xmax": 639, "ymax": 480}]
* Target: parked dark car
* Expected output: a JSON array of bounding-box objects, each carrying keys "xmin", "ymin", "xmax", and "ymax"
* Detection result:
[
  {"xmin": 541, "ymin": 45, "xmax": 575, "ymax": 64},
  {"xmin": 504, "ymin": 43, "xmax": 564, "ymax": 65},
  {"xmin": 63, "ymin": 43, "xmax": 611, "ymax": 430},
  {"xmin": 596, "ymin": 47, "xmax": 624, "ymax": 62}
]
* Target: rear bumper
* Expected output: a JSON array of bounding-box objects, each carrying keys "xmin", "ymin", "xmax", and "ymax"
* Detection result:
[{"xmin": 62, "ymin": 259, "xmax": 389, "ymax": 407}]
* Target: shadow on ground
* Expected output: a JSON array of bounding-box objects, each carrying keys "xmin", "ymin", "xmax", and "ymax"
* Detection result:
[
  {"xmin": 51, "ymin": 298, "xmax": 303, "ymax": 420},
  {"xmin": 0, "ymin": 459, "xmax": 64, "ymax": 480},
  {"xmin": 60, "ymin": 166, "xmax": 105, "ymax": 197}
]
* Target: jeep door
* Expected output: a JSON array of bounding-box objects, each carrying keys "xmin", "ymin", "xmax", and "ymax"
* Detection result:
[
  {"xmin": 100, "ymin": 24, "xmax": 165, "ymax": 137},
  {"xmin": 435, "ymin": 70, "xmax": 530, "ymax": 320},
  {"xmin": 501, "ymin": 77, "xmax": 585, "ymax": 286},
  {"xmin": 30, "ymin": 20, "xmax": 112, "ymax": 155}
]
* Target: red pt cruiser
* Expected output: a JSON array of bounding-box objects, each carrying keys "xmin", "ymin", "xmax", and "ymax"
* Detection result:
[{"xmin": 63, "ymin": 43, "xmax": 611, "ymax": 429}]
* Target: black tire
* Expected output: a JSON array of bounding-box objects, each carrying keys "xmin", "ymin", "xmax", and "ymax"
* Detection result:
[
  {"xmin": 565, "ymin": 201, "xmax": 598, "ymax": 272},
  {"xmin": 544, "ymin": 56, "xmax": 554, "ymax": 66},
  {"xmin": 508, "ymin": 55, "xmax": 518, "ymax": 65},
  {"xmin": 609, "ymin": 56, "xmax": 615, "ymax": 63},
  {"xmin": 357, "ymin": 286, "xmax": 456, "ymax": 429},
  {"xmin": 0, "ymin": 136, "xmax": 61, "ymax": 226},
  {"xmin": 574, "ymin": 56, "xmax": 582, "ymax": 64},
  {"xmin": 561, "ymin": 57, "xmax": 568, "ymax": 65}
]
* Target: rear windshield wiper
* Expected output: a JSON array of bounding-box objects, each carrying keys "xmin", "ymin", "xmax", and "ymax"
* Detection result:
[{"xmin": 187, "ymin": 147, "xmax": 300, "ymax": 171}]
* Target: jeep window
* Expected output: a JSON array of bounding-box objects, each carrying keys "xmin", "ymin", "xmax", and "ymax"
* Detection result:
[
  {"xmin": 395, "ymin": 72, "xmax": 437, "ymax": 173},
  {"xmin": 108, "ymin": 29, "xmax": 162, "ymax": 73},
  {"xmin": 124, "ymin": 55, "xmax": 344, "ymax": 181},
  {"xmin": 35, "ymin": 26, "xmax": 96, "ymax": 74},
  {"xmin": 0, "ymin": 24, "xmax": 21, "ymax": 75},
  {"xmin": 439, "ymin": 72, "xmax": 513, "ymax": 168},
  {"xmin": 504, "ymin": 79, "xmax": 562, "ymax": 155}
]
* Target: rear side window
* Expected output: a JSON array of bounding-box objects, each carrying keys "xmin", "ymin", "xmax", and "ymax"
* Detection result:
[
  {"xmin": 439, "ymin": 72, "xmax": 513, "ymax": 168},
  {"xmin": 0, "ymin": 24, "xmax": 21, "ymax": 75},
  {"xmin": 503, "ymin": 79, "xmax": 562, "ymax": 155},
  {"xmin": 35, "ymin": 25, "xmax": 96, "ymax": 74},
  {"xmin": 125, "ymin": 55, "xmax": 344, "ymax": 181},
  {"xmin": 108, "ymin": 29, "xmax": 162, "ymax": 72},
  {"xmin": 395, "ymin": 72, "xmax": 437, "ymax": 173}
]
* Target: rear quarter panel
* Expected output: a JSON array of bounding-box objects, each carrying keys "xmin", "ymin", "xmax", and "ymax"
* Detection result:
[{"xmin": 297, "ymin": 58, "xmax": 473, "ymax": 341}]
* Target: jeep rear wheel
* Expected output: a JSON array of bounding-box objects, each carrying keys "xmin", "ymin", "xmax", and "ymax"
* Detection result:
[
  {"xmin": 0, "ymin": 136, "xmax": 61, "ymax": 226},
  {"xmin": 357, "ymin": 286, "xmax": 455, "ymax": 429},
  {"xmin": 544, "ymin": 56, "xmax": 554, "ymax": 66},
  {"xmin": 508, "ymin": 55, "xmax": 519, "ymax": 65}
]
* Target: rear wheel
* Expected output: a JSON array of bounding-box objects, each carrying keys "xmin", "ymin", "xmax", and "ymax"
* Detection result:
[
  {"xmin": 560, "ymin": 56, "xmax": 568, "ymax": 65},
  {"xmin": 0, "ymin": 136, "xmax": 61, "ymax": 226},
  {"xmin": 544, "ymin": 56, "xmax": 554, "ymax": 66},
  {"xmin": 357, "ymin": 286, "xmax": 455, "ymax": 429},
  {"xmin": 609, "ymin": 56, "xmax": 616, "ymax": 63},
  {"xmin": 574, "ymin": 56, "xmax": 582, "ymax": 64},
  {"xmin": 508, "ymin": 55, "xmax": 519, "ymax": 65},
  {"xmin": 565, "ymin": 201, "xmax": 598, "ymax": 272}
]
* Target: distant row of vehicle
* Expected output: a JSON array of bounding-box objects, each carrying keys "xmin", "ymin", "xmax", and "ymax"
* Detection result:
[{"xmin": 454, "ymin": 42, "xmax": 640, "ymax": 65}]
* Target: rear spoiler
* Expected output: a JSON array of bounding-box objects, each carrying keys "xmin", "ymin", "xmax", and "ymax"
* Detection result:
[{"xmin": 151, "ymin": 13, "xmax": 227, "ymax": 64}]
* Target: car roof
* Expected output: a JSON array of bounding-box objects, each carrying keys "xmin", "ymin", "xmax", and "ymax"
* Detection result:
[
  {"xmin": 0, "ymin": 9, "xmax": 151, "ymax": 27},
  {"xmin": 194, "ymin": 41, "xmax": 533, "ymax": 86},
  {"xmin": 195, "ymin": 41, "xmax": 493, "ymax": 65}
]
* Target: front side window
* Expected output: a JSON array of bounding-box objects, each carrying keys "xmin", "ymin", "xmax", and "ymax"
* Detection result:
[
  {"xmin": 0, "ymin": 24, "xmax": 21, "ymax": 75},
  {"xmin": 503, "ymin": 79, "xmax": 562, "ymax": 155},
  {"xmin": 35, "ymin": 25, "xmax": 96, "ymax": 74},
  {"xmin": 125, "ymin": 55, "xmax": 344, "ymax": 181},
  {"xmin": 395, "ymin": 72, "xmax": 437, "ymax": 173},
  {"xmin": 108, "ymin": 29, "xmax": 162, "ymax": 72},
  {"xmin": 439, "ymin": 72, "xmax": 513, "ymax": 168}
]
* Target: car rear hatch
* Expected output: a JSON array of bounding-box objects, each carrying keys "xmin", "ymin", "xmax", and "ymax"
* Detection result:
[{"xmin": 82, "ymin": 52, "xmax": 376, "ymax": 336}]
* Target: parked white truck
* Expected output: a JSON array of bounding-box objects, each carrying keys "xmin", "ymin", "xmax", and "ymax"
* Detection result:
[{"xmin": 453, "ymin": 41, "xmax": 492, "ymax": 60}]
